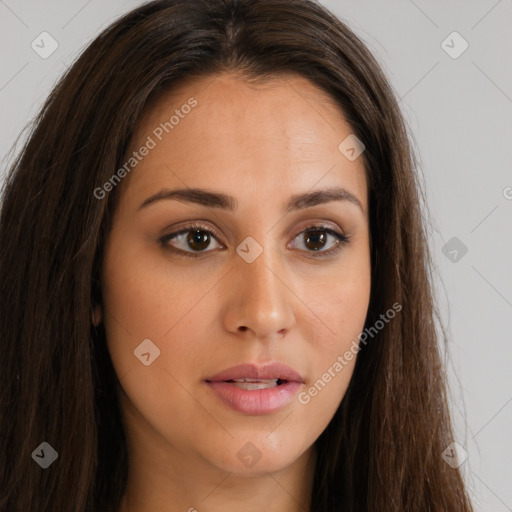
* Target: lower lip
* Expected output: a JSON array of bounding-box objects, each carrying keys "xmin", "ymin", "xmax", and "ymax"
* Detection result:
[{"xmin": 205, "ymin": 380, "xmax": 302, "ymax": 415}]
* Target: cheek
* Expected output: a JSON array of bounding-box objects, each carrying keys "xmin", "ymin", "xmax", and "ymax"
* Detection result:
[
  {"xmin": 321, "ymin": 275, "xmax": 371, "ymax": 351},
  {"xmin": 100, "ymin": 234, "xmax": 166, "ymax": 376},
  {"xmin": 303, "ymin": 244, "xmax": 371, "ymax": 351},
  {"xmin": 295, "ymin": 251, "xmax": 371, "ymax": 406},
  {"xmin": 100, "ymin": 238, "xmax": 206, "ymax": 367},
  {"xmin": 99, "ymin": 242, "xmax": 215, "ymax": 445}
]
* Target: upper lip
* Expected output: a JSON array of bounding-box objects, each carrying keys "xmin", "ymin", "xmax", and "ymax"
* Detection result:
[{"xmin": 205, "ymin": 363, "xmax": 305, "ymax": 383}]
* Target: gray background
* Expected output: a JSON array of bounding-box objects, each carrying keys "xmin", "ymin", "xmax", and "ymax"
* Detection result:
[{"xmin": 1, "ymin": 0, "xmax": 511, "ymax": 510}]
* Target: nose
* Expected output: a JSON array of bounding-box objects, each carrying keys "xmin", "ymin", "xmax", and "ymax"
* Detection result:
[{"xmin": 222, "ymin": 242, "xmax": 296, "ymax": 342}]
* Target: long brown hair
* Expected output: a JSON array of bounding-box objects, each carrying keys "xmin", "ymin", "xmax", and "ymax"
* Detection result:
[{"xmin": 0, "ymin": 1, "xmax": 473, "ymax": 510}]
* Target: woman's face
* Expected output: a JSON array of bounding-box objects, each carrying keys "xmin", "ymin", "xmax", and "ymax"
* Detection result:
[{"xmin": 97, "ymin": 73, "xmax": 371, "ymax": 479}]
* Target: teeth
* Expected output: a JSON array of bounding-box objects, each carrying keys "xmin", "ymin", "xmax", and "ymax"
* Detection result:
[
  {"xmin": 229, "ymin": 378, "xmax": 279, "ymax": 390},
  {"xmin": 231, "ymin": 378, "xmax": 278, "ymax": 383}
]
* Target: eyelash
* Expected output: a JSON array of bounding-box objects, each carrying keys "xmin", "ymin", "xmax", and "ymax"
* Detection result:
[{"xmin": 159, "ymin": 222, "xmax": 351, "ymax": 260}]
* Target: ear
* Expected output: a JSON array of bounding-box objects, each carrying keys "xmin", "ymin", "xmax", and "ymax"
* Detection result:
[{"xmin": 92, "ymin": 304, "xmax": 103, "ymax": 327}]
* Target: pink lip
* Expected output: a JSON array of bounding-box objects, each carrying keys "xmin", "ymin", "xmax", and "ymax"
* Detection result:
[
  {"xmin": 205, "ymin": 363, "xmax": 305, "ymax": 383},
  {"xmin": 205, "ymin": 363, "xmax": 305, "ymax": 415}
]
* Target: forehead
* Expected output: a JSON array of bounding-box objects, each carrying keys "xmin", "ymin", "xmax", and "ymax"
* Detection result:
[{"xmin": 120, "ymin": 72, "xmax": 368, "ymax": 215}]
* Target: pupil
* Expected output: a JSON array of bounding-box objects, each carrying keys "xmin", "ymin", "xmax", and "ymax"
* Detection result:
[
  {"xmin": 187, "ymin": 229, "xmax": 210, "ymax": 251},
  {"xmin": 305, "ymin": 230, "xmax": 326, "ymax": 251}
]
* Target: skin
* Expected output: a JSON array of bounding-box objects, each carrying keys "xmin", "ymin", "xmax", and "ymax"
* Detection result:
[{"xmin": 94, "ymin": 72, "xmax": 371, "ymax": 512}]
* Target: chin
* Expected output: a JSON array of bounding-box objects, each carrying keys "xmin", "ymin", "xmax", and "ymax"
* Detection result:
[
  {"xmin": 206, "ymin": 439, "xmax": 306, "ymax": 476},
  {"xmin": 214, "ymin": 456, "xmax": 293, "ymax": 476}
]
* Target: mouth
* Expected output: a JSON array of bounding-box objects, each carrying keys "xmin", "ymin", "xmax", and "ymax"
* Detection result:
[
  {"xmin": 205, "ymin": 362, "xmax": 305, "ymax": 384},
  {"xmin": 204, "ymin": 363, "xmax": 304, "ymax": 415},
  {"xmin": 219, "ymin": 378, "xmax": 287, "ymax": 390}
]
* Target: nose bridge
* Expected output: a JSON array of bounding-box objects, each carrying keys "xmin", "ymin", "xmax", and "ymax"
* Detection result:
[
  {"xmin": 241, "ymin": 240, "xmax": 280, "ymax": 301},
  {"xmin": 228, "ymin": 234, "xmax": 295, "ymax": 337}
]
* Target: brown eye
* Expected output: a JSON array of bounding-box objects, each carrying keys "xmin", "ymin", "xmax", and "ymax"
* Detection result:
[
  {"xmin": 160, "ymin": 224, "xmax": 224, "ymax": 258},
  {"xmin": 160, "ymin": 223, "xmax": 350, "ymax": 260},
  {"xmin": 186, "ymin": 229, "xmax": 211, "ymax": 251},
  {"xmin": 290, "ymin": 226, "xmax": 350, "ymax": 258},
  {"xmin": 303, "ymin": 230, "xmax": 328, "ymax": 251}
]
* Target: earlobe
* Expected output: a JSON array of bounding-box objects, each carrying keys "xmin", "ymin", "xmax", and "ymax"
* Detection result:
[{"xmin": 91, "ymin": 304, "xmax": 102, "ymax": 326}]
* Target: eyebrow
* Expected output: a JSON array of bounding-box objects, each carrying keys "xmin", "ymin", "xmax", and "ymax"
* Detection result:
[{"xmin": 138, "ymin": 186, "xmax": 364, "ymax": 213}]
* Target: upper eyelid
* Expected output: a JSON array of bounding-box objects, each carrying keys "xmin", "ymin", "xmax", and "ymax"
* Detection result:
[
  {"xmin": 163, "ymin": 221, "xmax": 342, "ymax": 236},
  {"xmin": 161, "ymin": 222, "xmax": 345, "ymax": 247},
  {"xmin": 163, "ymin": 223, "xmax": 224, "ymax": 244}
]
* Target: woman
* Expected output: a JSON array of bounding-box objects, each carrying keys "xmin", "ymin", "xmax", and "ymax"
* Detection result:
[{"xmin": 0, "ymin": 0, "xmax": 473, "ymax": 511}]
